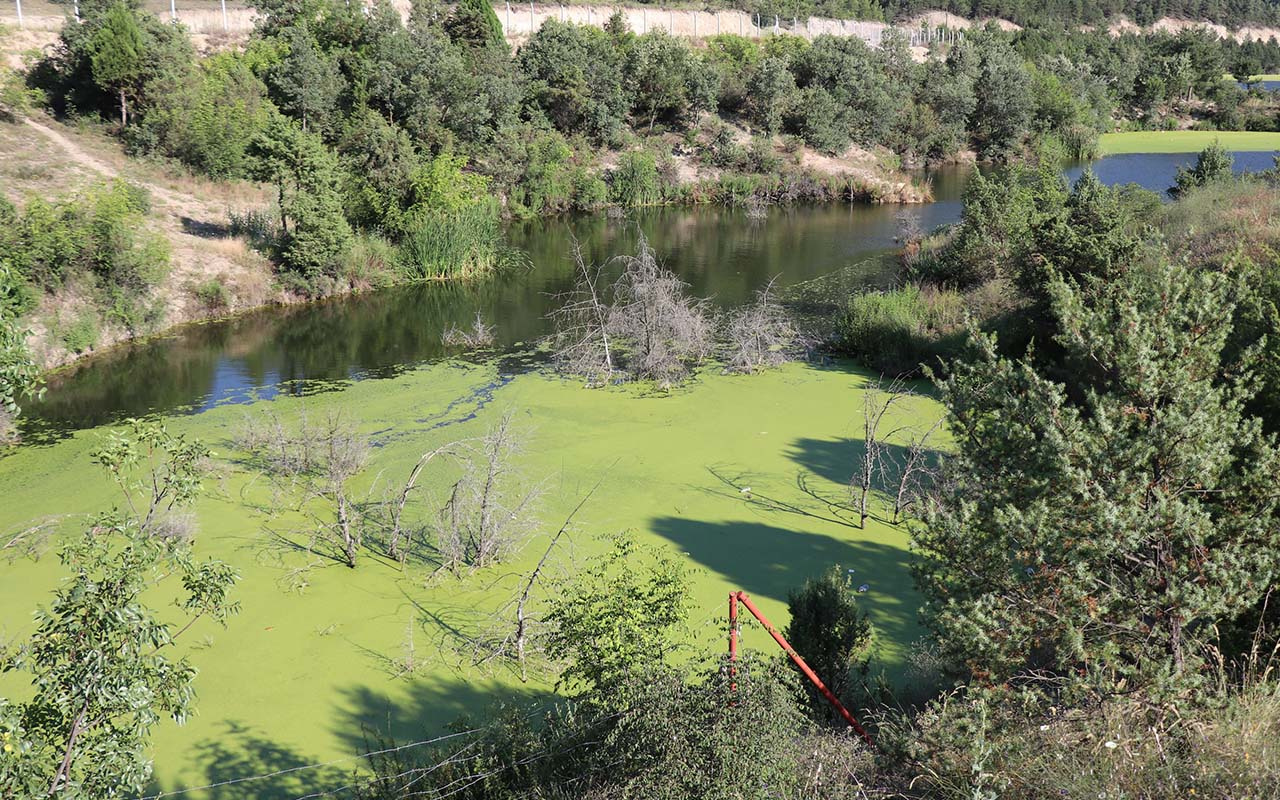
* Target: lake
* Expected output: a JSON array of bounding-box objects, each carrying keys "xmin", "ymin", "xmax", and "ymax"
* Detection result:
[{"xmin": 18, "ymin": 151, "xmax": 1270, "ymax": 439}]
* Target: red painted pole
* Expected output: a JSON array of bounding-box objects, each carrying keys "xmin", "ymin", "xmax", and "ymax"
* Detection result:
[
  {"xmin": 731, "ymin": 591, "xmax": 873, "ymax": 745},
  {"xmin": 728, "ymin": 591, "xmax": 739, "ymax": 691}
]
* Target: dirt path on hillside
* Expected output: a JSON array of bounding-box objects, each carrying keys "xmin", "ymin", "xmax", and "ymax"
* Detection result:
[
  {"xmin": 12, "ymin": 115, "xmax": 277, "ymax": 368},
  {"xmin": 22, "ymin": 116, "xmax": 194, "ymax": 209}
]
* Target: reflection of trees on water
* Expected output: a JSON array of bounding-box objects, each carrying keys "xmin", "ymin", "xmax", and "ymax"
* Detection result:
[{"xmin": 27, "ymin": 178, "xmax": 974, "ymax": 438}]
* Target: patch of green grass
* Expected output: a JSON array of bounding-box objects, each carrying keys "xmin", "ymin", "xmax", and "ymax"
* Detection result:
[
  {"xmin": 1222, "ymin": 72, "xmax": 1280, "ymax": 82},
  {"xmin": 58, "ymin": 311, "xmax": 99, "ymax": 353},
  {"xmin": 1098, "ymin": 130, "xmax": 1280, "ymax": 154},
  {"xmin": 0, "ymin": 358, "xmax": 944, "ymax": 797}
]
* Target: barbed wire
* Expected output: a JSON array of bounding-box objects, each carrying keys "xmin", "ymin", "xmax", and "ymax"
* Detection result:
[{"xmin": 134, "ymin": 720, "xmax": 495, "ymax": 800}]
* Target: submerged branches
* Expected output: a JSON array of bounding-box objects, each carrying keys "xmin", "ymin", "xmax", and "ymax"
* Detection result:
[
  {"xmin": 434, "ymin": 411, "xmax": 543, "ymax": 575},
  {"xmin": 235, "ymin": 410, "xmax": 371, "ymax": 568},
  {"xmin": 547, "ymin": 237, "xmax": 716, "ymax": 388},
  {"xmin": 462, "ymin": 485, "xmax": 600, "ymax": 681},
  {"xmin": 442, "ymin": 313, "xmax": 496, "ymax": 350},
  {"xmin": 721, "ymin": 277, "xmax": 805, "ymax": 374}
]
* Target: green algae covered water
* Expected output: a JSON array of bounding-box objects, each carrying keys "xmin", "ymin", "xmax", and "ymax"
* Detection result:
[
  {"xmin": 1, "ymin": 156, "xmax": 1260, "ymax": 797},
  {"xmin": 0, "ymin": 358, "xmax": 943, "ymax": 798}
]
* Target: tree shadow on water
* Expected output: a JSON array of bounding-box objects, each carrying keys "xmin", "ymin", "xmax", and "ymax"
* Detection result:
[
  {"xmin": 150, "ymin": 720, "xmax": 351, "ymax": 800},
  {"xmin": 331, "ymin": 675, "xmax": 554, "ymax": 761},
  {"xmin": 648, "ymin": 516, "xmax": 921, "ymax": 658},
  {"xmin": 786, "ymin": 436, "xmax": 872, "ymax": 486}
]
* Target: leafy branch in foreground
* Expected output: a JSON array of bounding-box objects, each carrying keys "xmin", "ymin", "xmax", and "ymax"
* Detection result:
[{"xmin": 1, "ymin": 421, "xmax": 239, "ymax": 798}]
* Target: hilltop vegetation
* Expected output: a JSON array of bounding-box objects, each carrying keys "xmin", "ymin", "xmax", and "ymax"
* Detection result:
[{"xmin": 2, "ymin": 0, "xmax": 1279, "ymax": 378}]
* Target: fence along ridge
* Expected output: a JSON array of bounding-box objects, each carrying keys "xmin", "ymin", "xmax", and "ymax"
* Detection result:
[{"xmin": 3, "ymin": 0, "xmax": 965, "ymax": 46}]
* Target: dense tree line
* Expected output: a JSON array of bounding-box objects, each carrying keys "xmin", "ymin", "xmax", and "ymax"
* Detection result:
[
  {"xmin": 736, "ymin": 0, "xmax": 1280, "ymax": 27},
  {"xmin": 24, "ymin": 0, "xmax": 1213, "ymax": 295},
  {"xmin": 20, "ymin": 0, "xmax": 1280, "ymax": 300}
]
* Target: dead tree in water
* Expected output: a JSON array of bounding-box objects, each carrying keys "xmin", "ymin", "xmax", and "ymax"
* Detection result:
[
  {"xmin": 435, "ymin": 411, "xmax": 541, "ymax": 573},
  {"xmin": 852, "ymin": 380, "xmax": 908, "ymax": 529},
  {"xmin": 891, "ymin": 417, "xmax": 943, "ymax": 524},
  {"xmin": 382, "ymin": 444, "xmax": 458, "ymax": 564},
  {"xmin": 466, "ymin": 487, "xmax": 599, "ymax": 680},
  {"xmin": 721, "ymin": 277, "xmax": 801, "ymax": 374},
  {"xmin": 236, "ymin": 410, "xmax": 370, "ymax": 567},
  {"xmin": 609, "ymin": 239, "xmax": 713, "ymax": 388},
  {"xmin": 547, "ymin": 238, "xmax": 711, "ymax": 388},
  {"xmin": 547, "ymin": 247, "xmax": 617, "ymax": 387}
]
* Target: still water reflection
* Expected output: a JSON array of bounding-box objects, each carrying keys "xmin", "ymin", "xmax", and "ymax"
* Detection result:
[{"xmin": 20, "ymin": 152, "xmax": 1273, "ymax": 438}]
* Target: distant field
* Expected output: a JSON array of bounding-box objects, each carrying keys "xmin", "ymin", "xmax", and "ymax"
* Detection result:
[{"xmin": 1099, "ymin": 130, "xmax": 1280, "ymax": 154}]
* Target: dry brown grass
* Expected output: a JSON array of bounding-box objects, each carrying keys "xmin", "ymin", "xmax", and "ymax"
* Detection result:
[
  {"xmin": 1159, "ymin": 178, "xmax": 1280, "ymax": 268},
  {"xmin": 2, "ymin": 114, "xmax": 278, "ymax": 367}
]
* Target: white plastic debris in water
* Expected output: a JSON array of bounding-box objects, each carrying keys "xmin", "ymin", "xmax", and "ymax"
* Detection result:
[
  {"xmin": 858, "ymin": 584, "xmax": 869, "ymax": 593},
  {"xmin": 740, "ymin": 487, "xmax": 752, "ymax": 494}
]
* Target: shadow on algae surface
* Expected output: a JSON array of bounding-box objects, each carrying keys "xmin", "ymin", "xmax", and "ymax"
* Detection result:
[{"xmin": 151, "ymin": 679, "xmax": 552, "ymax": 800}]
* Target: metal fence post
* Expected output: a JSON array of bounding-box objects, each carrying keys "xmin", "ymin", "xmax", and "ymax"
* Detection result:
[
  {"xmin": 14, "ymin": 0, "xmax": 22, "ymax": 29},
  {"xmin": 170, "ymin": 0, "xmax": 175, "ymax": 22}
]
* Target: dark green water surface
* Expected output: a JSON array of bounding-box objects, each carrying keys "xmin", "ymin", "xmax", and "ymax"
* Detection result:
[{"xmin": 21, "ymin": 152, "xmax": 1266, "ymax": 439}]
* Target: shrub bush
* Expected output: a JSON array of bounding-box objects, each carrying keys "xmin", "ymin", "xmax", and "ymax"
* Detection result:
[
  {"xmin": 0, "ymin": 181, "xmax": 168, "ymax": 326},
  {"xmin": 608, "ymin": 151, "xmax": 661, "ymax": 207},
  {"xmin": 60, "ymin": 311, "xmax": 99, "ymax": 353},
  {"xmin": 837, "ymin": 286, "xmax": 966, "ymax": 375},
  {"xmin": 193, "ymin": 279, "xmax": 231, "ymax": 312}
]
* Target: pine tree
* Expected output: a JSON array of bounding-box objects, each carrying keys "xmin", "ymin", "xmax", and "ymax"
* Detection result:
[
  {"xmin": 915, "ymin": 256, "xmax": 1280, "ymax": 702},
  {"xmin": 444, "ymin": 0, "xmax": 505, "ymax": 51},
  {"xmin": 89, "ymin": 3, "xmax": 144, "ymax": 126}
]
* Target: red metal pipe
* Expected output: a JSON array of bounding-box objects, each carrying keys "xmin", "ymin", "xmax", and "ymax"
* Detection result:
[
  {"xmin": 730, "ymin": 590, "xmax": 873, "ymax": 745},
  {"xmin": 728, "ymin": 591, "xmax": 740, "ymax": 691}
]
